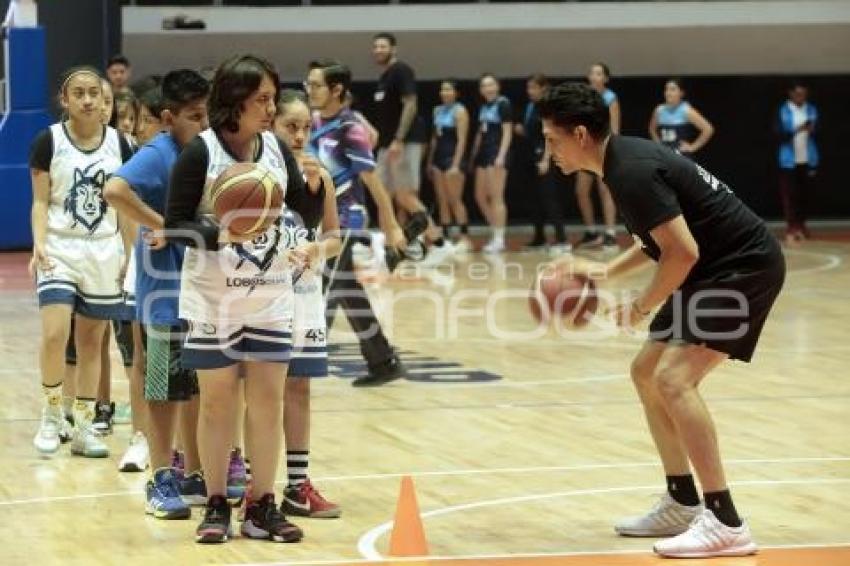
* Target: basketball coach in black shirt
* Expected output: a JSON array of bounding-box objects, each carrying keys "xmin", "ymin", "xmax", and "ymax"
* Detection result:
[{"xmin": 539, "ymin": 83, "xmax": 785, "ymax": 559}]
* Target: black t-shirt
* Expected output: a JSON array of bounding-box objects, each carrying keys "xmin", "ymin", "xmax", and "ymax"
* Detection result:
[
  {"xmin": 602, "ymin": 135, "xmax": 776, "ymax": 281},
  {"xmin": 165, "ymin": 132, "xmax": 324, "ymax": 250},
  {"xmin": 372, "ymin": 60, "xmax": 427, "ymax": 148},
  {"xmin": 28, "ymin": 125, "xmax": 134, "ymax": 170}
]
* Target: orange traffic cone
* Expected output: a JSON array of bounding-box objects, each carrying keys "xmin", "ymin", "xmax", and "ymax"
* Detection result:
[{"xmin": 388, "ymin": 475, "xmax": 429, "ymax": 557}]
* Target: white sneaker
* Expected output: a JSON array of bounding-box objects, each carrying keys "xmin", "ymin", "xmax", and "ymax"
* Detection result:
[
  {"xmin": 419, "ymin": 241, "xmax": 455, "ymax": 267},
  {"xmin": 70, "ymin": 422, "xmax": 109, "ymax": 458},
  {"xmin": 482, "ymin": 239, "xmax": 505, "ymax": 254},
  {"xmin": 33, "ymin": 407, "xmax": 62, "ymax": 455},
  {"xmin": 654, "ymin": 509, "xmax": 757, "ymax": 558},
  {"xmin": 615, "ymin": 493, "xmax": 703, "ymax": 537},
  {"xmin": 548, "ymin": 243, "xmax": 573, "ymax": 257},
  {"xmin": 119, "ymin": 431, "xmax": 149, "ymax": 472}
]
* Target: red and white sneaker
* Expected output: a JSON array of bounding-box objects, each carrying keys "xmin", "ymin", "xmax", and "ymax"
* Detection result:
[
  {"xmin": 653, "ymin": 509, "xmax": 757, "ymax": 558},
  {"xmin": 281, "ymin": 480, "xmax": 341, "ymax": 519}
]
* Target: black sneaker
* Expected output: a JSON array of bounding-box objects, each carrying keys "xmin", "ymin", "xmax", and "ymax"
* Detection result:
[
  {"xmin": 353, "ymin": 355, "xmax": 406, "ymax": 388},
  {"xmin": 59, "ymin": 412, "xmax": 74, "ymax": 444},
  {"xmin": 603, "ymin": 233, "xmax": 619, "ymax": 249},
  {"xmin": 196, "ymin": 495, "xmax": 232, "ymax": 544},
  {"xmin": 241, "ymin": 493, "xmax": 303, "ymax": 543},
  {"xmin": 92, "ymin": 401, "xmax": 114, "ymax": 435},
  {"xmin": 524, "ymin": 237, "xmax": 547, "ymax": 250},
  {"xmin": 576, "ymin": 231, "xmax": 602, "ymax": 248}
]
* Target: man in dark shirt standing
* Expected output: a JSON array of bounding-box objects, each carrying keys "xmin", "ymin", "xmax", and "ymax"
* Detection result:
[
  {"xmin": 370, "ymin": 32, "xmax": 451, "ymax": 264},
  {"xmin": 539, "ymin": 83, "xmax": 785, "ymax": 559}
]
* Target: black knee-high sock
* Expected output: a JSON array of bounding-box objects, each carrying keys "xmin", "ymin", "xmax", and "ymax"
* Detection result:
[
  {"xmin": 704, "ymin": 490, "xmax": 742, "ymax": 528},
  {"xmin": 442, "ymin": 223, "xmax": 454, "ymax": 240},
  {"xmin": 459, "ymin": 224, "xmax": 469, "ymax": 236},
  {"xmin": 666, "ymin": 474, "xmax": 701, "ymax": 506}
]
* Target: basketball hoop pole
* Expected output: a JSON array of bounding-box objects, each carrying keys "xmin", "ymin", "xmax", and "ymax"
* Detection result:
[{"xmin": 0, "ymin": 0, "xmax": 51, "ymax": 250}]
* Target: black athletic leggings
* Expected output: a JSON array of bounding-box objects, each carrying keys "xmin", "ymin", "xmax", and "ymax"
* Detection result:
[
  {"xmin": 530, "ymin": 166, "xmax": 567, "ymax": 243},
  {"xmin": 65, "ymin": 316, "xmax": 134, "ymax": 367},
  {"xmin": 322, "ymin": 230, "xmax": 395, "ymax": 369}
]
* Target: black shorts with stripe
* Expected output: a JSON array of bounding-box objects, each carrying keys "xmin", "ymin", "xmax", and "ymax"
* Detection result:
[{"xmin": 140, "ymin": 323, "xmax": 199, "ymax": 402}]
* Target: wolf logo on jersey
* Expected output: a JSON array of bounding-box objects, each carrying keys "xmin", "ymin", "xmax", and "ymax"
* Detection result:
[
  {"xmin": 64, "ymin": 161, "xmax": 108, "ymax": 234},
  {"xmin": 232, "ymin": 224, "xmax": 283, "ymax": 289}
]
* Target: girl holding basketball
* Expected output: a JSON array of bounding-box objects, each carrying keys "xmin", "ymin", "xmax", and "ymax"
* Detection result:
[
  {"xmin": 165, "ymin": 55, "xmax": 324, "ymax": 544},
  {"xmin": 30, "ymin": 66, "xmax": 133, "ymax": 458},
  {"xmin": 273, "ymin": 89, "xmax": 342, "ymax": 519}
]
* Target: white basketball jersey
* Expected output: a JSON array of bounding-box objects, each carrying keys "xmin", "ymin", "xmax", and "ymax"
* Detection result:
[
  {"xmin": 46, "ymin": 123, "xmax": 124, "ymax": 239},
  {"xmin": 179, "ymin": 129, "xmax": 295, "ymax": 325}
]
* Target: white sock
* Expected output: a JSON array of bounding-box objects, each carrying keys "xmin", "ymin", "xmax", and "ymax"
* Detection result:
[
  {"xmin": 42, "ymin": 383, "xmax": 62, "ymax": 412},
  {"xmin": 493, "ymin": 228, "xmax": 505, "ymax": 242},
  {"xmin": 73, "ymin": 398, "xmax": 96, "ymax": 429}
]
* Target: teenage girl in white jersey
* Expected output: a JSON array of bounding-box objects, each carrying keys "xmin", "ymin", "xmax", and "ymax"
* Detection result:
[
  {"xmin": 273, "ymin": 90, "xmax": 343, "ymax": 519},
  {"xmin": 165, "ymin": 55, "xmax": 325, "ymax": 544},
  {"xmin": 29, "ymin": 66, "xmax": 132, "ymax": 458}
]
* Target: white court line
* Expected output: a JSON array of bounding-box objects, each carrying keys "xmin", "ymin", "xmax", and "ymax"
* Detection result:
[
  {"xmin": 1, "ymin": 456, "xmax": 848, "ymax": 507},
  {"xmin": 356, "ymin": 478, "xmax": 850, "ymax": 561},
  {"xmin": 782, "ymin": 249, "xmax": 843, "ymax": 276},
  {"xmin": 230, "ymin": 542, "xmax": 850, "ymax": 566},
  {"xmin": 314, "ymin": 456, "xmax": 850, "ymax": 483}
]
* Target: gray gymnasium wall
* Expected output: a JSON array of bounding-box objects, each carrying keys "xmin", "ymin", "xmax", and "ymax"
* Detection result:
[
  {"xmin": 37, "ymin": 0, "xmax": 122, "ymax": 111},
  {"xmin": 117, "ymin": 1, "xmax": 850, "ymax": 223},
  {"xmin": 121, "ymin": 1, "xmax": 850, "ymax": 80}
]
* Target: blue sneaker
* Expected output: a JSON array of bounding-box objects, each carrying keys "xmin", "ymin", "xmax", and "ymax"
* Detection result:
[
  {"xmin": 146, "ymin": 468, "xmax": 191, "ymax": 520},
  {"xmin": 180, "ymin": 471, "xmax": 208, "ymax": 506}
]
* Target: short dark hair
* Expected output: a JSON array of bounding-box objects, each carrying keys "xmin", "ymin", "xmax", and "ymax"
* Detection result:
[
  {"xmin": 591, "ymin": 62, "xmax": 611, "ymax": 79},
  {"xmin": 538, "ymin": 82, "xmax": 610, "ymax": 140},
  {"xmin": 440, "ymin": 78, "xmax": 460, "ymax": 92},
  {"xmin": 130, "ymin": 75, "xmax": 163, "ymax": 97},
  {"xmin": 309, "ymin": 59, "xmax": 351, "ymax": 103},
  {"xmin": 666, "ymin": 77, "xmax": 685, "ymax": 92},
  {"xmin": 276, "ymin": 89, "xmax": 307, "ymax": 117},
  {"xmin": 528, "ymin": 73, "xmax": 549, "ymax": 88},
  {"xmin": 373, "ymin": 32, "xmax": 397, "ymax": 47},
  {"xmin": 137, "ymin": 86, "xmax": 164, "ymax": 119},
  {"xmin": 209, "ymin": 54, "xmax": 280, "ymax": 133},
  {"xmin": 161, "ymin": 69, "xmax": 210, "ymax": 113},
  {"xmin": 788, "ymin": 79, "xmax": 807, "ymax": 91},
  {"xmin": 107, "ymin": 54, "xmax": 130, "ymax": 69}
]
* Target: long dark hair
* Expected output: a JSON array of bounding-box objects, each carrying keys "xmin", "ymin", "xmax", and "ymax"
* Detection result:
[{"xmin": 208, "ymin": 55, "xmax": 280, "ymax": 133}]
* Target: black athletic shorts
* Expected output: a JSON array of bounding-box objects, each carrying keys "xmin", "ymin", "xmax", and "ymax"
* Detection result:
[
  {"xmin": 649, "ymin": 241, "xmax": 786, "ymax": 362},
  {"xmin": 65, "ymin": 317, "xmax": 134, "ymax": 368},
  {"xmin": 140, "ymin": 323, "xmax": 199, "ymax": 402},
  {"xmin": 475, "ymin": 146, "xmax": 511, "ymax": 169}
]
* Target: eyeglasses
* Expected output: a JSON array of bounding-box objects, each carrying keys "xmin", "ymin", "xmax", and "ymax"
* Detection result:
[{"xmin": 303, "ymin": 81, "xmax": 328, "ymax": 91}]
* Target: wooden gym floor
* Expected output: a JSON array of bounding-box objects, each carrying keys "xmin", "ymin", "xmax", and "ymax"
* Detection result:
[{"xmin": 0, "ymin": 235, "xmax": 848, "ymax": 565}]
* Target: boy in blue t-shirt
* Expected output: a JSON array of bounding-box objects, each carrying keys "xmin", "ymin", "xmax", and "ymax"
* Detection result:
[{"xmin": 104, "ymin": 69, "xmax": 209, "ymax": 520}]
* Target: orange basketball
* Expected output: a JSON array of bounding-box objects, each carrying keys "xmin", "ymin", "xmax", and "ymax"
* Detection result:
[
  {"xmin": 210, "ymin": 162, "xmax": 283, "ymax": 236},
  {"xmin": 529, "ymin": 263, "xmax": 598, "ymax": 328}
]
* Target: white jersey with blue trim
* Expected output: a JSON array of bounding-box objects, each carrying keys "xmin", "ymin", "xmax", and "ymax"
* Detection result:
[
  {"xmin": 46, "ymin": 123, "xmax": 123, "ymax": 239},
  {"xmin": 179, "ymin": 129, "xmax": 296, "ymax": 325}
]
